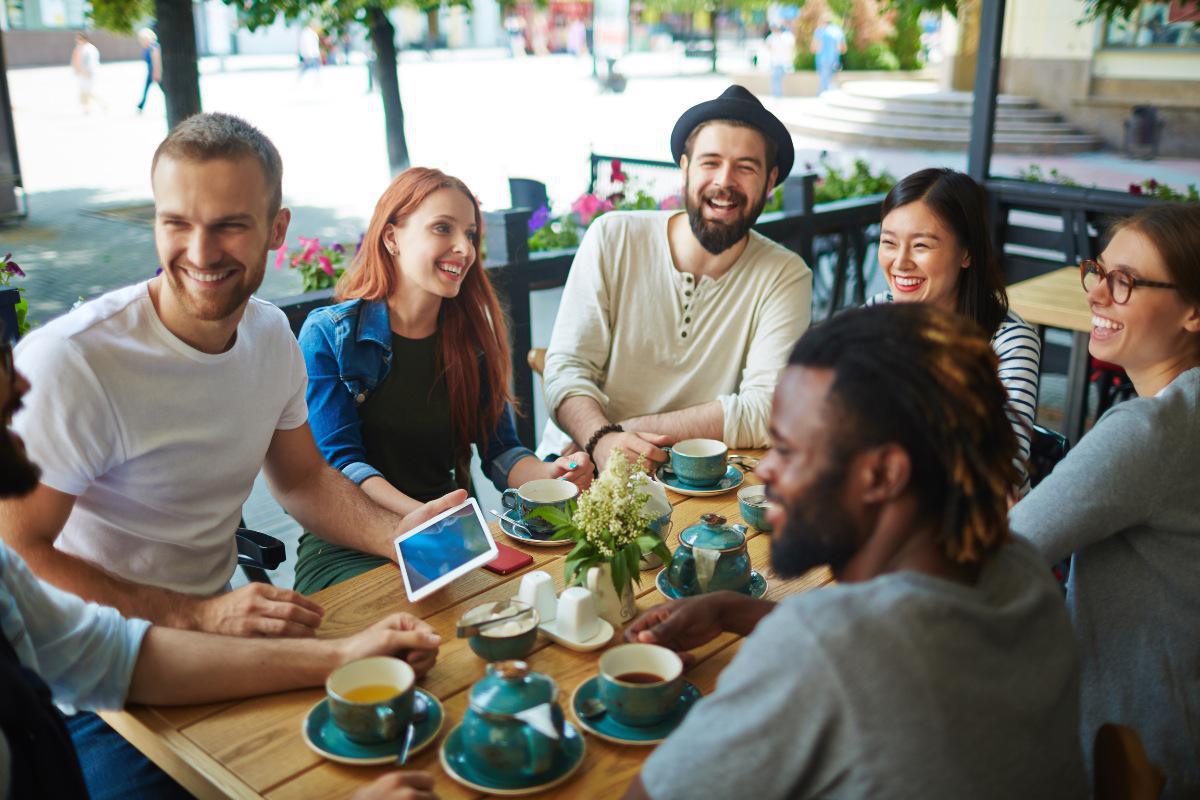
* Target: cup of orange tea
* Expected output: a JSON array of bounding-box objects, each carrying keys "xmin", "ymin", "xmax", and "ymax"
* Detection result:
[{"xmin": 326, "ymin": 656, "xmax": 415, "ymax": 744}]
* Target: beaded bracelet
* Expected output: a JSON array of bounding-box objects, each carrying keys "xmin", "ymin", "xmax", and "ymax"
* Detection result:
[{"xmin": 584, "ymin": 423, "xmax": 624, "ymax": 461}]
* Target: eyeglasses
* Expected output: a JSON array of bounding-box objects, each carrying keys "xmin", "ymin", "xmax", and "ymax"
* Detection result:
[{"xmin": 1080, "ymin": 259, "xmax": 1177, "ymax": 305}]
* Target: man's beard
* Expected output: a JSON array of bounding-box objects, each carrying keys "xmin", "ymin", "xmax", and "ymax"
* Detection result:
[
  {"xmin": 684, "ymin": 180, "xmax": 769, "ymax": 256},
  {"xmin": 162, "ymin": 253, "xmax": 265, "ymax": 322},
  {"xmin": 769, "ymin": 462, "xmax": 859, "ymax": 579},
  {"xmin": 0, "ymin": 432, "xmax": 40, "ymax": 499}
]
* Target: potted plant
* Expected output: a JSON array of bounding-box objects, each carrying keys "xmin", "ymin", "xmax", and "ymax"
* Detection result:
[
  {"xmin": 1, "ymin": 253, "xmax": 29, "ymax": 342},
  {"xmin": 530, "ymin": 451, "xmax": 671, "ymax": 626},
  {"xmin": 274, "ymin": 236, "xmax": 355, "ymax": 292}
]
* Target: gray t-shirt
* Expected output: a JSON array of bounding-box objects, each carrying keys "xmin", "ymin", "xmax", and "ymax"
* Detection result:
[
  {"xmin": 642, "ymin": 537, "xmax": 1086, "ymax": 799},
  {"xmin": 1010, "ymin": 366, "xmax": 1200, "ymax": 799}
]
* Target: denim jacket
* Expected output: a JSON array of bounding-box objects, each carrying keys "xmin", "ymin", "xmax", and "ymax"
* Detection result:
[{"xmin": 298, "ymin": 298, "xmax": 535, "ymax": 492}]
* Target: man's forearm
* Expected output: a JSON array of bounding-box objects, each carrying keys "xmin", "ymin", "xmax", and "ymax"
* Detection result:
[
  {"xmin": 273, "ymin": 463, "xmax": 400, "ymax": 560},
  {"xmin": 555, "ymin": 395, "xmax": 614, "ymax": 450},
  {"xmin": 11, "ymin": 540, "xmax": 201, "ymax": 628},
  {"xmin": 718, "ymin": 593, "xmax": 777, "ymax": 637},
  {"xmin": 623, "ymin": 401, "xmax": 724, "ymax": 442},
  {"xmin": 128, "ymin": 626, "xmax": 343, "ymax": 705}
]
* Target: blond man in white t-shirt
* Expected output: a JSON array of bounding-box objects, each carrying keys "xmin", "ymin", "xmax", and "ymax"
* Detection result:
[
  {"xmin": 541, "ymin": 85, "xmax": 812, "ymax": 472},
  {"xmin": 2, "ymin": 113, "xmax": 464, "ymax": 635}
]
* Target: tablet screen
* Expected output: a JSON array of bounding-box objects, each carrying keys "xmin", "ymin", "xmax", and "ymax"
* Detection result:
[{"xmin": 394, "ymin": 498, "xmax": 497, "ymax": 601}]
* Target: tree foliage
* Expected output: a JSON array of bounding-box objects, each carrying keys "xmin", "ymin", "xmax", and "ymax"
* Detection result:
[
  {"xmin": 89, "ymin": 0, "xmax": 152, "ymax": 33},
  {"xmin": 231, "ymin": 0, "xmax": 468, "ymax": 37}
]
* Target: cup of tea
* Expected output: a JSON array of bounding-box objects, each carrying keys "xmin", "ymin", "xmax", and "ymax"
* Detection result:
[
  {"xmin": 325, "ymin": 656, "xmax": 415, "ymax": 744},
  {"xmin": 501, "ymin": 479, "xmax": 579, "ymax": 537},
  {"xmin": 664, "ymin": 439, "xmax": 728, "ymax": 488},
  {"xmin": 597, "ymin": 643, "xmax": 684, "ymax": 727}
]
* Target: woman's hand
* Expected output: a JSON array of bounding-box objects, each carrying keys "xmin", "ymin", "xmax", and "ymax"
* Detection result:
[{"xmin": 547, "ymin": 453, "xmax": 594, "ymax": 491}]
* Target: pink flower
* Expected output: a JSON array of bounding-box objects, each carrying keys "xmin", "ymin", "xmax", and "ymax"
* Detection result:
[
  {"xmin": 611, "ymin": 159, "xmax": 628, "ymax": 184},
  {"xmin": 274, "ymin": 247, "xmax": 288, "ymax": 270},
  {"xmin": 318, "ymin": 256, "xmax": 334, "ymax": 277},
  {"xmin": 299, "ymin": 236, "xmax": 321, "ymax": 261},
  {"xmin": 1147, "ymin": 178, "xmax": 1159, "ymax": 189},
  {"xmin": 571, "ymin": 193, "xmax": 615, "ymax": 226},
  {"xmin": 658, "ymin": 194, "xmax": 682, "ymax": 210},
  {"xmin": 1128, "ymin": 183, "xmax": 1143, "ymax": 196}
]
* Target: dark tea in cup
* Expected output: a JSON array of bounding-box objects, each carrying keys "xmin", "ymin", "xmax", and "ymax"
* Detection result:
[{"xmin": 615, "ymin": 672, "xmax": 665, "ymax": 684}]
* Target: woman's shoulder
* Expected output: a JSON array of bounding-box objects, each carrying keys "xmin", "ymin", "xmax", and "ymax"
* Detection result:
[{"xmin": 991, "ymin": 310, "xmax": 1040, "ymax": 351}]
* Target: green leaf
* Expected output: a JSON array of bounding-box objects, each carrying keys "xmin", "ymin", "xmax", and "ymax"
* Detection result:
[
  {"xmin": 623, "ymin": 543, "xmax": 641, "ymax": 587},
  {"xmin": 652, "ymin": 540, "xmax": 672, "ymax": 564},
  {"xmin": 566, "ymin": 539, "xmax": 592, "ymax": 563},
  {"xmin": 611, "ymin": 557, "xmax": 627, "ymax": 597},
  {"xmin": 527, "ymin": 505, "xmax": 573, "ymax": 531},
  {"xmin": 565, "ymin": 555, "xmax": 592, "ymax": 586},
  {"xmin": 635, "ymin": 534, "xmax": 662, "ymax": 554}
]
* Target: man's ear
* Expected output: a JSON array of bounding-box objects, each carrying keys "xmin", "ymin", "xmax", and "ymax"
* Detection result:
[
  {"xmin": 766, "ymin": 166, "xmax": 779, "ymax": 195},
  {"xmin": 269, "ymin": 207, "xmax": 291, "ymax": 250},
  {"xmin": 857, "ymin": 444, "xmax": 911, "ymax": 505}
]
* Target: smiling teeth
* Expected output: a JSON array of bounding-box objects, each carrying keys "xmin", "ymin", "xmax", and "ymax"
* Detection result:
[
  {"xmin": 438, "ymin": 263, "xmax": 462, "ymax": 276},
  {"xmin": 708, "ymin": 198, "xmax": 735, "ymax": 208},
  {"xmin": 894, "ymin": 276, "xmax": 923, "ymax": 287},
  {"xmin": 1092, "ymin": 315, "xmax": 1124, "ymax": 331},
  {"xmin": 185, "ymin": 269, "xmax": 232, "ymax": 282}
]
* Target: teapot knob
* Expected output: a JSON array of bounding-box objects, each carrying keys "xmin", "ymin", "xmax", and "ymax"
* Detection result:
[
  {"xmin": 701, "ymin": 513, "xmax": 726, "ymax": 526},
  {"xmin": 493, "ymin": 660, "xmax": 530, "ymax": 679}
]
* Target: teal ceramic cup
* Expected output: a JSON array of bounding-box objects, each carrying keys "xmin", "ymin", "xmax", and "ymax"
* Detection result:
[
  {"xmin": 597, "ymin": 644, "xmax": 684, "ymax": 728},
  {"xmin": 501, "ymin": 479, "xmax": 579, "ymax": 537},
  {"xmin": 738, "ymin": 485, "xmax": 775, "ymax": 532},
  {"xmin": 325, "ymin": 656, "xmax": 415, "ymax": 744},
  {"xmin": 462, "ymin": 600, "xmax": 540, "ymax": 662},
  {"xmin": 664, "ymin": 439, "xmax": 728, "ymax": 487}
]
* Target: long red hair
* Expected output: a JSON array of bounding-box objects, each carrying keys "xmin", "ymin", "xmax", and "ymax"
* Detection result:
[{"xmin": 336, "ymin": 167, "xmax": 514, "ymax": 453}]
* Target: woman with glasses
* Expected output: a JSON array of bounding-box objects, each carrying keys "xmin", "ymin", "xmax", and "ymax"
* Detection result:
[
  {"xmin": 868, "ymin": 168, "xmax": 1041, "ymax": 493},
  {"xmin": 1010, "ymin": 203, "xmax": 1200, "ymax": 797}
]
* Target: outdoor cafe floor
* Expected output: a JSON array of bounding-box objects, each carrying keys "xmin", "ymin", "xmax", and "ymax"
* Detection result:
[{"xmin": 105, "ymin": 453, "xmax": 832, "ymax": 798}]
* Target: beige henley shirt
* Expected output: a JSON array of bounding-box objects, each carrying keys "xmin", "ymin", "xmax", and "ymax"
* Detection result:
[{"xmin": 539, "ymin": 210, "xmax": 812, "ymax": 454}]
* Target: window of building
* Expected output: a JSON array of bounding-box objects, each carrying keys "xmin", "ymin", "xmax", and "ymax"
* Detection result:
[{"xmin": 1102, "ymin": 1, "xmax": 1200, "ymax": 48}]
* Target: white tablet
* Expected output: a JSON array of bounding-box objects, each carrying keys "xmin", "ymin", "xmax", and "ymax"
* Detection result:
[{"xmin": 393, "ymin": 497, "xmax": 498, "ymax": 602}]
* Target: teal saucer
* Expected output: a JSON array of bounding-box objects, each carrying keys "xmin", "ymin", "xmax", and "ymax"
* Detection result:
[
  {"xmin": 497, "ymin": 508, "xmax": 570, "ymax": 548},
  {"xmin": 655, "ymin": 568, "xmax": 767, "ymax": 600},
  {"xmin": 302, "ymin": 688, "xmax": 443, "ymax": 766},
  {"xmin": 439, "ymin": 721, "xmax": 585, "ymax": 796},
  {"xmin": 656, "ymin": 464, "xmax": 744, "ymax": 497},
  {"xmin": 571, "ymin": 676, "xmax": 702, "ymax": 746}
]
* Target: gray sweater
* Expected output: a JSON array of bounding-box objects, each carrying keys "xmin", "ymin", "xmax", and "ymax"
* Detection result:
[{"xmin": 1010, "ymin": 366, "xmax": 1200, "ymax": 799}]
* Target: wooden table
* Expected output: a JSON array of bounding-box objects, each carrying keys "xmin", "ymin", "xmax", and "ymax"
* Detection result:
[
  {"xmin": 1007, "ymin": 267, "xmax": 1092, "ymax": 445},
  {"xmin": 101, "ymin": 459, "xmax": 831, "ymax": 799}
]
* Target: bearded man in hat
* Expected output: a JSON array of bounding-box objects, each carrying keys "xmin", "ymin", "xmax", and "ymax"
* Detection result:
[{"xmin": 539, "ymin": 85, "xmax": 812, "ymax": 472}]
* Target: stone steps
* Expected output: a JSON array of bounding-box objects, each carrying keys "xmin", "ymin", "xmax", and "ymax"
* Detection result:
[{"xmin": 783, "ymin": 81, "xmax": 1103, "ymax": 154}]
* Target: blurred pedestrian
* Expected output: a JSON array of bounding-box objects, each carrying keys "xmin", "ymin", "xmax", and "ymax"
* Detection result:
[
  {"xmin": 70, "ymin": 33, "xmax": 101, "ymax": 113},
  {"xmin": 812, "ymin": 13, "xmax": 846, "ymax": 95},
  {"xmin": 299, "ymin": 22, "xmax": 322, "ymax": 81},
  {"xmin": 135, "ymin": 28, "xmax": 162, "ymax": 114},
  {"xmin": 765, "ymin": 24, "xmax": 795, "ymax": 98}
]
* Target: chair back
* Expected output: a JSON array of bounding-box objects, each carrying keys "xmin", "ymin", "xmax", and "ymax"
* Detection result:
[
  {"xmin": 1029, "ymin": 424, "xmax": 1070, "ymax": 488},
  {"xmin": 1094, "ymin": 724, "xmax": 1165, "ymax": 800},
  {"xmin": 509, "ymin": 178, "xmax": 549, "ymax": 211}
]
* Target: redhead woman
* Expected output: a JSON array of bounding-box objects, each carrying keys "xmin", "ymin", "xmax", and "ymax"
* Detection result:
[
  {"xmin": 295, "ymin": 168, "xmax": 592, "ymax": 593},
  {"xmin": 1011, "ymin": 204, "xmax": 1200, "ymax": 798},
  {"xmin": 867, "ymin": 168, "xmax": 1041, "ymax": 492}
]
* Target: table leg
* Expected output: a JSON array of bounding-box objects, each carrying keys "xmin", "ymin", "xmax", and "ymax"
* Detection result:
[{"xmin": 1063, "ymin": 331, "xmax": 1090, "ymax": 446}]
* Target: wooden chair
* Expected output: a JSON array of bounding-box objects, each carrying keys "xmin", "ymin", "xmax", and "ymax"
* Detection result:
[
  {"xmin": 1094, "ymin": 724, "xmax": 1165, "ymax": 800},
  {"xmin": 528, "ymin": 348, "xmax": 546, "ymax": 377}
]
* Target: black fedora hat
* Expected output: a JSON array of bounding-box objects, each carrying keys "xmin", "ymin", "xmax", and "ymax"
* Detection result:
[{"xmin": 670, "ymin": 85, "xmax": 794, "ymax": 183}]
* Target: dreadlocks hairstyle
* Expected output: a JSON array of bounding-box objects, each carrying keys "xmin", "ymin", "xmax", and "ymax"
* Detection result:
[{"xmin": 789, "ymin": 303, "xmax": 1021, "ymax": 564}]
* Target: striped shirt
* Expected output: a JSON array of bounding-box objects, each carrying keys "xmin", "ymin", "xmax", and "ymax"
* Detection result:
[{"xmin": 866, "ymin": 293, "xmax": 1041, "ymax": 494}]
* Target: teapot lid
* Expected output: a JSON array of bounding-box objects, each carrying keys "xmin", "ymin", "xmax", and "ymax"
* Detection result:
[
  {"xmin": 680, "ymin": 514, "xmax": 746, "ymax": 551},
  {"xmin": 469, "ymin": 660, "xmax": 558, "ymax": 716}
]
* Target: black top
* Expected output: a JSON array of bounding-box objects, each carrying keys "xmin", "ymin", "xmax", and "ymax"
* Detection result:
[{"xmin": 358, "ymin": 332, "xmax": 459, "ymax": 503}]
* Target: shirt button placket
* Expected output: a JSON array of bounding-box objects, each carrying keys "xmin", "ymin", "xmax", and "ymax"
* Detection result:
[{"xmin": 682, "ymin": 274, "xmax": 694, "ymax": 339}]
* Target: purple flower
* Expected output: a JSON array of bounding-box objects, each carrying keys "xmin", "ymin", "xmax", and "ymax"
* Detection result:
[
  {"xmin": 332, "ymin": 242, "xmax": 346, "ymax": 254},
  {"xmin": 1, "ymin": 253, "xmax": 21, "ymax": 277},
  {"xmin": 154, "ymin": 267, "xmax": 163, "ymax": 276},
  {"xmin": 528, "ymin": 205, "xmax": 551, "ymax": 233},
  {"xmin": 355, "ymin": 233, "xmax": 365, "ymax": 255}
]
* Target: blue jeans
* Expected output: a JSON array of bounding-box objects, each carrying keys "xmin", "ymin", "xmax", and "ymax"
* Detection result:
[
  {"xmin": 817, "ymin": 62, "xmax": 837, "ymax": 94},
  {"xmin": 66, "ymin": 711, "xmax": 193, "ymax": 800},
  {"xmin": 770, "ymin": 65, "xmax": 785, "ymax": 98}
]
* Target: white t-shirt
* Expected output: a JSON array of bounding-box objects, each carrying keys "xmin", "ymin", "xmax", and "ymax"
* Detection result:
[
  {"xmin": 14, "ymin": 282, "xmax": 308, "ymax": 595},
  {"xmin": 540, "ymin": 211, "xmax": 812, "ymax": 455}
]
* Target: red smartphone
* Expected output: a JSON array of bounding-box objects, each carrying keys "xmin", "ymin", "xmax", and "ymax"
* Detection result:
[{"xmin": 484, "ymin": 543, "xmax": 534, "ymax": 575}]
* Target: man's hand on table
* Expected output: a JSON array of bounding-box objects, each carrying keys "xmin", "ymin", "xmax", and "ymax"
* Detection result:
[
  {"xmin": 352, "ymin": 770, "xmax": 439, "ymax": 800},
  {"xmin": 337, "ymin": 612, "xmax": 442, "ymax": 678},
  {"xmin": 595, "ymin": 431, "xmax": 671, "ymax": 473},
  {"xmin": 189, "ymin": 583, "xmax": 326, "ymax": 637},
  {"xmin": 626, "ymin": 592, "xmax": 777, "ymax": 664}
]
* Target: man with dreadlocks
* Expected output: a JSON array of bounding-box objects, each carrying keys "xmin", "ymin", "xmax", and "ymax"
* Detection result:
[{"xmin": 621, "ymin": 303, "xmax": 1086, "ymax": 800}]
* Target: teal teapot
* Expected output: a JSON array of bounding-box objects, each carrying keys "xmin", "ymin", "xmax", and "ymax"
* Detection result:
[
  {"xmin": 460, "ymin": 660, "xmax": 566, "ymax": 781},
  {"xmin": 665, "ymin": 514, "xmax": 751, "ymax": 596}
]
